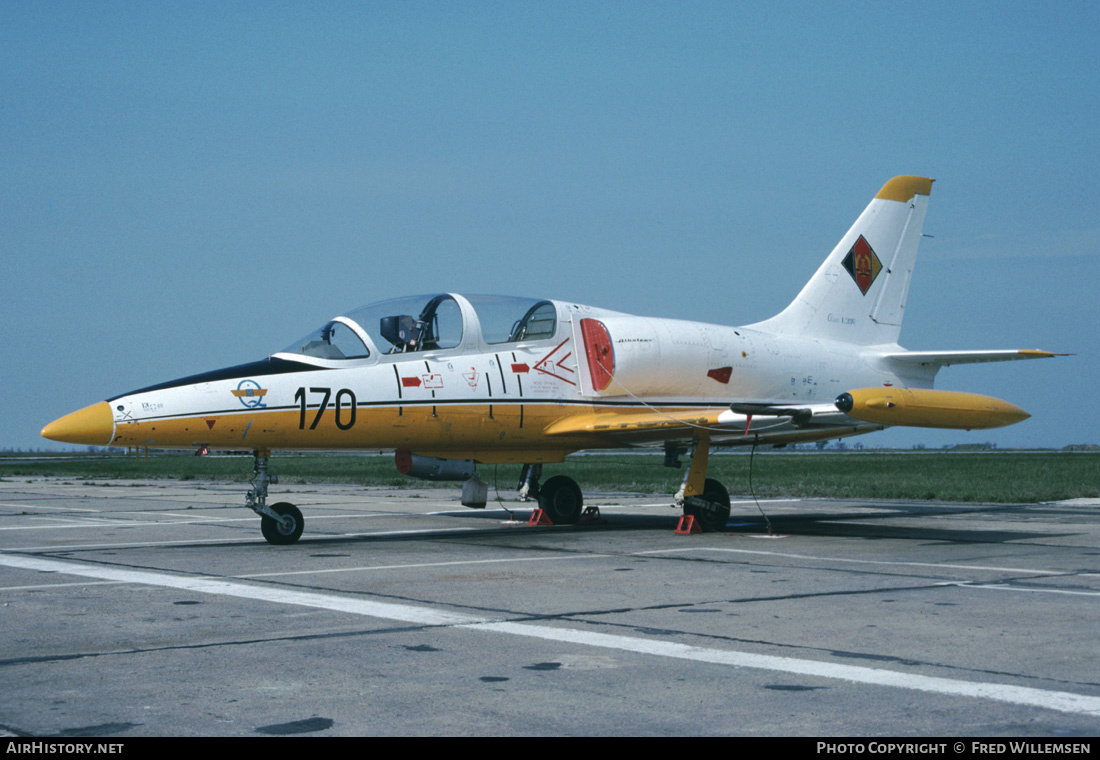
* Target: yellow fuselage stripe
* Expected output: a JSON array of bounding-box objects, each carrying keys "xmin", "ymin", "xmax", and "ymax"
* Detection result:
[{"xmin": 108, "ymin": 403, "xmax": 725, "ymax": 461}]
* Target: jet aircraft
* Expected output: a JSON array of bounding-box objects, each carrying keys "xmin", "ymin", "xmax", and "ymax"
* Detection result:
[{"xmin": 42, "ymin": 176, "xmax": 1059, "ymax": 544}]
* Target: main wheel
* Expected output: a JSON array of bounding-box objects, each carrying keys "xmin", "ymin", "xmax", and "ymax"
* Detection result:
[
  {"xmin": 538, "ymin": 475, "xmax": 583, "ymax": 524},
  {"xmin": 683, "ymin": 478, "xmax": 731, "ymax": 532},
  {"xmin": 261, "ymin": 502, "xmax": 304, "ymax": 545}
]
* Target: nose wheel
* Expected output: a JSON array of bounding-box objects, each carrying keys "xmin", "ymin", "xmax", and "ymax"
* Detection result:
[{"xmin": 260, "ymin": 502, "xmax": 305, "ymax": 545}]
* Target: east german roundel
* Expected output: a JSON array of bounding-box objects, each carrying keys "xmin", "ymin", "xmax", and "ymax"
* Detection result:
[{"xmin": 841, "ymin": 235, "xmax": 882, "ymax": 295}]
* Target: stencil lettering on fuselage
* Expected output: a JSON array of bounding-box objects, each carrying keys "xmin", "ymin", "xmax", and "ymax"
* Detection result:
[{"xmin": 532, "ymin": 338, "xmax": 576, "ymax": 387}]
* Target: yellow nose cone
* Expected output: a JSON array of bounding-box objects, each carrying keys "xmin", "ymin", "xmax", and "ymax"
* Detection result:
[{"xmin": 41, "ymin": 402, "xmax": 115, "ymax": 446}]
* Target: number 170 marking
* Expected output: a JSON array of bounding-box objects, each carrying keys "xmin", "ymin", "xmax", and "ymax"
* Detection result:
[{"xmin": 295, "ymin": 387, "xmax": 356, "ymax": 430}]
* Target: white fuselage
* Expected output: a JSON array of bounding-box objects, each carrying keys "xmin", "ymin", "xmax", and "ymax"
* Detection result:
[{"xmin": 98, "ymin": 298, "xmax": 910, "ymax": 459}]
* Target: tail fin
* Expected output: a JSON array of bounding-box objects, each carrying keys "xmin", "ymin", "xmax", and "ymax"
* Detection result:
[{"xmin": 750, "ymin": 175, "xmax": 934, "ymax": 346}]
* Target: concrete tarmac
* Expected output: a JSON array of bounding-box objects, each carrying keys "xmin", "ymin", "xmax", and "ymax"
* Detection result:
[{"xmin": 1, "ymin": 478, "xmax": 1098, "ymax": 737}]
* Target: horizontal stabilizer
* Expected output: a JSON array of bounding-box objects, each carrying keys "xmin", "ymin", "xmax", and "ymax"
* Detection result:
[{"xmin": 883, "ymin": 349, "xmax": 1063, "ymax": 368}]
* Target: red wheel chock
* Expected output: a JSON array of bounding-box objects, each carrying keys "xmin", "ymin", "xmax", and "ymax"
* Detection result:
[
  {"xmin": 527, "ymin": 509, "xmax": 554, "ymax": 526},
  {"xmin": 528, "ymin": 507, "xmax": 605, "ymax": 527},
  {"xmin": 527, "ymin": 507, "xmax": 604, "ymax": 526},
  {"xmin": 579, "ymin": 506, "xmax": 604, "ymax": 524},
  {"xmin": 674, "ymin": 515, "xmax": 703, "ymax": 534}
]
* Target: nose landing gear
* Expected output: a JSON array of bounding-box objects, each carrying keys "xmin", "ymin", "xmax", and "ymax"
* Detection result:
[
  {"xmin": 518, "ymin": 464, "xmax": 584, "ymax": 525},
  {"xmin": 246, "ymin": 450, "xmax": 305, "ymax": 545}
]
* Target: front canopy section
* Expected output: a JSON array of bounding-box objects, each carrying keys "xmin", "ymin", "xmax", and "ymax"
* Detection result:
[
  {"xmin": 277, "ymin": 294, "xmax": 560, "ymax": 363},
  {"xmin": 282, "ymin": 316, "xmax": 374, "ymax": 360}
]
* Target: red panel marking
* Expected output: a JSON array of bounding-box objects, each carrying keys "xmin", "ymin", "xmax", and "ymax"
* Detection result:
[
  {"xmin": 401, "ymin": 377, "xmax": 421, "ymax": 388},
  {"xmin": 394, "ymin": 449, "xmax": 412, "ymax": 475},
  {"xmin": 533, "ymin": 339, "xmax": 577, "ymax": 385},
  {"xmin": 707, "ymin": 366, "xmax": 732, "ymax": 384},
  {"xmin": 205, "ymin": 419, "xmax": 216, "ymax": 429},
  {"xmin": 580, "ymin": 319, "xmax": 614, "ymax": 391},
  {"xmin": 511, "ymin": 363, "xmax": 530, "ymax": 373}
]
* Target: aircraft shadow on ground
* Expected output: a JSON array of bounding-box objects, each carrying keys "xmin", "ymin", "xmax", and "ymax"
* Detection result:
[{"xmin": 296, "ymin": 502, "xmax": 1070, "ymax": 547}]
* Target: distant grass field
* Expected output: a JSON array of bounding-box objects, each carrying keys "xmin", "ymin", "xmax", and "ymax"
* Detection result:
[{"xmin": 2, "ymin": 450, "xmax": 1096, "ymax": 503}]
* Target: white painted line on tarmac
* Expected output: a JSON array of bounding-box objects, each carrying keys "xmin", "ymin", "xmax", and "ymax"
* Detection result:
[
  {"xmin": 429, "ymin": 508, "xmax": 532, "ymax": 516},
  {"xmin": 312, "ymin": 527, "xmax": 485, "ymax": 541},
  {"xmin": 11, "ymin": 537, "xmax": 268, "ymax": 551},
  {"xmin": 729, "ymin": 499, "xmax": 798, "ymax": 506},
  {"xmin": 27, "ymin": 515, "xmax": 121, "ymax": 526},
  {"xmin": 0, "ymin": 511, "xmax": 405, "ymax": 532},
  {"xmin": 0, "ymin": 553, "xmax": 477, "ymax": 626},
  {"xmin": 131, "ymin": 511, "xmax": 211, "ymax": 519},
  {"xmin": 7, "ymin": 525, "xmax": 485, "ymax": 552},
  {"xmin": 2, "ymin": 552, "xmax": 1098, "ymax": 717},
  {"xmin": 236, "ymin": 554, "xmax": 604, "ymax": 579},
  {"xmin": 0, "ymin": 519, "xmax": 227, "ymax": 532},
  {"xmin": 0, "ymin": 580, "xmax": 127, "ymax": 592},
  {"xmin": 0, "ymin": 502, "xmax": 103, "ymax": 512},
  {"xmin": 950, "ymin": 582, "xmax": 1100, "ymax": 597},
  {"xmin": 465, "ymin": 620, "xmax": 1100, "ymax": 717},
  {"xmin": 638, "ymin": 547, "xmax": 1069, "ymax": 577}
]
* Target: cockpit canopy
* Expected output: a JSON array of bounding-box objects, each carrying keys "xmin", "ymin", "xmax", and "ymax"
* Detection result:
[{"xmin": 280, "ymin": 294, "xmax": 558, "ymax": 361}]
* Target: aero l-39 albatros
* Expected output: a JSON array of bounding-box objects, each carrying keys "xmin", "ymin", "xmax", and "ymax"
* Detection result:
[{"xmin": 43, "ymin": 176, "xmax": 1061, "ymax": 544}]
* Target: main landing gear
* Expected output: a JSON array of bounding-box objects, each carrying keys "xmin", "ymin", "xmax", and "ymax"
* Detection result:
[
  {"xmin": 674, "ymin": 432, "xmax": 731, "ymax": 532},
  {"xmin": 246, "ymin": 450, "xmax": 304, "ymax": 545},
  {"xmin": 518, "ymin": 464, "xmax": 584, "ymax": 525},
  {"xmin": 681, "ymin": 477, "xmax": 731, "ymax": 532},
  {"xmin": 518, "ymin": 435, "xmax": 731, "ymax": 533}
]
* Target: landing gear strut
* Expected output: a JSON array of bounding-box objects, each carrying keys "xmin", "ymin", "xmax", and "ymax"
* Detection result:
[
  {"xmin": 676, "ymin": 433, "xmax": 731, "ymax": 532},
  {"xmin": 518, "ymin": 463, "xmax": 542, "ymax": 501},
  {"xmin": 246, "ymin": 450, "xmax": 304, "ymax": 545}
]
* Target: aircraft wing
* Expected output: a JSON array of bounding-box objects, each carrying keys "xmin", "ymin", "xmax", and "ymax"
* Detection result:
[
  {"xmin": 543, "ymin": 409, "xmax": 726, "ymax": 437},
  {"xmin": 882, "ymin": 349, "xmax": 1061, "ymax": 367},
  {"xmin": 542, "ymin": 401, "xmax": 861, "ymax": 447}
]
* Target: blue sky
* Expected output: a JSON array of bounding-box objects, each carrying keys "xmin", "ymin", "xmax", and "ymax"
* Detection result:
[{"xmin": 3, "ymin": 1, "xmax": 1097, "ymax": 451}]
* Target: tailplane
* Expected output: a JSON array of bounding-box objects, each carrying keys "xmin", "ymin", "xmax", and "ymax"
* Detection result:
[{"xmin": 750, "ymin": 175, "xmax": 934, "ymax": 346}]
